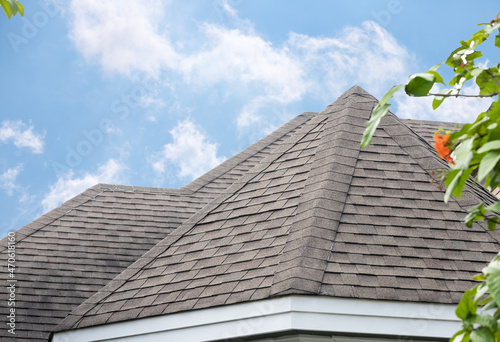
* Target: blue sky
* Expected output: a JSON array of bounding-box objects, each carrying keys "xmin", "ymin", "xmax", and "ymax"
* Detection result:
[{"xmin": 0, "ymin": 0, "xmax": 498, "ymax": 238}]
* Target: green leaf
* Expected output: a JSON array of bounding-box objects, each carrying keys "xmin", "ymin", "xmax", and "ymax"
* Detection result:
[
  {"xmin": 446, "ymin": 42, "xmax": 470, "ymax": 68},
  {"xmin": 17, "ymin": 1, "xmax": 23, "ymax": 15},
  {"xmin": 475, "ymin": 283, "xmax": 489, "ymax": 301},
  {"xmin": 7, "ymin": 0, "xmax": 23, "ymax": 16},
  {"xmin": 361, "ymin": 85, "xmax": 404, "ymax": 148},
  {"xmin": 478, "ymin": 151, "xmax": 500, "ymax": 181},
  {"xmin": 471, "ymin": 314, "xmax": 498, "ymax": 333},
  {"xmin": 486, "ymin": 202, "xmax": 500, "ymax": 213},
  {"xmin": 487, "ymin": 123, "xmax": 498, "ymax": 130},
  {"xmin": 476, "ymin": 68, "xmax": 500, "ymax": 96},
  {"xmin": 451, "ymin": 330, "xmax": 471, "ymax": 342},
  {"xmin": 471, "ymin": 68, "xmax": 485, "ymax": 77},
  {"xmin": 445, "ymin": 170, "xmax": 462, "ymax": 203},
  {"xmin": 362, "ymin": 104, "xmax": 388, "ymax": 148},
  {"xmin": 478, "ymin": 141, "xmax": 500, "ymax": 154},
  {"xmin": 405, "ymin": 71, "xmax": 443, "ymax": 97},
  {"xmin": 429, "ymin": 62, "xmax": 444, "ymax": 72},
  {"xmin": 474, "ymin": 273, "xmax": 486, "ymax": 281},
  {"xmin": 471, "ymin": 326, "xmax": 495, "ymax": 342},
  {"xmin": 0, "ymin": 0, "xmax": 12, "ymax": 19},
  {"xmin": 453, "ymin": 168, "xmax": 473, "ymax": 199},
  {"xmin": 483, "ymin": 297, "xmax": 497, "ymax": 311},
  {"xmin": 488, "ymin": 218, "xmax": 499, "ymax": 231},
  {"xmin": 486, "ymin": 271, "xmax": 500, "ymax": 309},
  {"xmin": 464, "ymin": 51, "xmax": 483, "ymax": 65},
  {"xmin": 465, "ymin": 203, "xmax": 486, "ymax": 228},
  {"xmin": 484, "ymin": 256, "xmax": 500, "ymax": 275},
  {"xmin": 468, "ymin": 115, "xmax": 490, "ymax": 136},
  {"xmin": 1, "ymin": 0, "xmax": 23, "ymax": 19},
  {"xmin": 444, "ymin": 166, "xmax": 472, "ymax": 203},
  {"xmin": 433, "ymin": 89, "xmax": 453, "ymax": 110},
  {"xmin": 454, "ymin": 138, "xmax": 474, "ymax": 169},
  {"xmin": 495, "ymin": 34, "xmax": 500, "ymax": 49},
  {"xmin": 15, "ymin": 0, "xmax": 23, "ymax": 16},
  {"xmin": 379, "ymin": 84, "xmax": 405, "ymax": 104},
  {"xmin": 456, "ymin": 288, "xmax": 477, "ymax": 319}
]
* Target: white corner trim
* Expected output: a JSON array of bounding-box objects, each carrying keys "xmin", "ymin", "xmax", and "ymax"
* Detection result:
[{"xmin": 52, "ymin": 296, "xmax": 460, "ymax": 342}]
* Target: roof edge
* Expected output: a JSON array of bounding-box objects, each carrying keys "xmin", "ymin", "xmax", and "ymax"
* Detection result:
[
  {"xmin": 51, "ymin": 295, "xmax": 459, "ymax": 342},
  {"xmin": 0, "ymin": 183, "xmax": 188, "ymax": 251},
  {"xmin": 0, "ymin": 184, "xmax": 104, "ymax": 251}
]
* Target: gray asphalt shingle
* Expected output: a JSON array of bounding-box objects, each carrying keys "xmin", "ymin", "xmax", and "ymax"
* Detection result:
[
  {"xmin": 50, "ymin": 86, "xmax": 500, "ymax": 334},
  {"xmin": 4, "ymin": 86, "xmax": 500, "ymax": 341}
]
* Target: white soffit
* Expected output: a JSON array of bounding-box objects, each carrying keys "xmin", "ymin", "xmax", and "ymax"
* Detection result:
[{"xmin": 52, "ymin": 295, "xmax": 460, "ymax": 342}]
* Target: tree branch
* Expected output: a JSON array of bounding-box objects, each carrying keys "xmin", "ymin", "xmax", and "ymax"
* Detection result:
[{"xmin": 428, "ymin": 92, "xmax": 498, "ymax": 98}]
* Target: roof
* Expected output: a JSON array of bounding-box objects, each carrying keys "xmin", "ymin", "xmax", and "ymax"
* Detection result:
[
  {"xmin": 2, "ymin": 86, "xmax": 499, "ymax": 342},
  {"xmin": 52, "ymin": 86, "xmax": 500, "ymax": 334},
  {"xmin": 402, "ymin": 119, "xmax": 459, "ymax": 145},
  {"xmin": 0, "ymin": 113, "xmax": 312, "ymax": 342}
]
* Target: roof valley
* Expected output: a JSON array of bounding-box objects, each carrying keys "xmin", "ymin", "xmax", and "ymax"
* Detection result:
[{"xmin": 270, "ymin": 88, "xmax": 378, "ymax": 296}]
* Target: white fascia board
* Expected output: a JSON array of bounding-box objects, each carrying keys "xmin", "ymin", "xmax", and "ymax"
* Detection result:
[{"xmin": 52, "ymin": 296, "xmax": 461, "ymax": 342}]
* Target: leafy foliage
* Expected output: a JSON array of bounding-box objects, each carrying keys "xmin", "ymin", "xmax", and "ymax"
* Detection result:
[
  {"xmin": 362, "ymin": 14, "xmax": 500, "ymax": 342},
  {"xmin": 0, "ymin": 0, "xmax": 23, "ymax": 19},
  {"xmin": 450, "ymin": 256, "xmax": 500, "ymax": 342}
]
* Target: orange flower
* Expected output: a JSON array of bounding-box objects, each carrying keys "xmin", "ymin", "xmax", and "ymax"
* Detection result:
[{"xmin": 434, "ymin": 133, "xmax": 454, "ymax": 164}]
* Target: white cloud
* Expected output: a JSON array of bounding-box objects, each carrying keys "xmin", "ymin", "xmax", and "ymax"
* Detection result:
[
  {"xmin": 182, "ymin": 20, "xmax": 413, "ymax": 131},
  {"xmin": 181, "ymin": 25, "xmax": 307, "ymax": 129},
  {"xmin": 181, "ymin": 25, "xmax": 307, "ymax": 102},
  {"xmin": 68, "ymin": 0, "xmax": 178, "ymax": 75},
  {"xmin": 236, "ymin": 97, "xmax": 268, "ymax": 128},
  {"xmin": 394, "ymin": 84, "xmax": 493, "ymax": 123},
  {"xmin": 0, "ymin": 164, "xmax": 23, "ymax": 196},
  {"xmin": 229, "ymin": 20, "xmax": 414, "ymax": 131},
  {"xmin": 41, "ymin": 159, "xmax": 126, "ymax": 212},
  {"xmin": 151, "ymin": 119, "xmax": 226, "ymax": 180},
  {"xmin": 0, "ymin": 120, "xmax": 44, "ymax": 153},
  {"xmin": 67, "ymin": 1, "xmax": 414, "ymax": 133},
  {"xmin": 219, "ymin": 0, "xmax": 238, "ymax": 18},
  {"xmin": 287, "ymin": 20, "xmax": 413, "ymax": 97}
]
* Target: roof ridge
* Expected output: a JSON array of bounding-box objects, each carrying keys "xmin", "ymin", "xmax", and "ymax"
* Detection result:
[
  {"xmin": 401, "ymin": 118, "xmax": 461, "ymax": 126},
  {"xmin": 270, "ymin": 88, "xmax": 378, "ymax": 296},
  {"xmin": 95, "ymin": 183, "xmax": 189, "ymax": 194}
]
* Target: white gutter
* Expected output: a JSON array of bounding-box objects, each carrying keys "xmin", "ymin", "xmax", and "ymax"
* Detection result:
[{"xmin": 52, "ymin": 295, "xmax": 460, "ymax": 342}]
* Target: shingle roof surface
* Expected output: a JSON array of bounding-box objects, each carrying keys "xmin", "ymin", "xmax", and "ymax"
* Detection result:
[
  {"xmin": 403, "ymin": 119, "xmax": 459, "ymax": 146},
  {"xmin": 53, "ymin": 86, "xmax": 500, "ymax": 334},
  {"xmin": 322, "ymin": 115, "xmax": 497, "ymax": 303},
  {"xmin": 0, "ymin": 112, "xmax": 311, "ymax": 342}
]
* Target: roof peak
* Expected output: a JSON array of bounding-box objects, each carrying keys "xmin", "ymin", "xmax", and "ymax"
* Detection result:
[
  {"xmin": 321, "ymin": 85, "xmax": 379, "ymax": 116},
  {"xmin": 336, "ymin": 85, "xmax": 378, "ymax": 102}
]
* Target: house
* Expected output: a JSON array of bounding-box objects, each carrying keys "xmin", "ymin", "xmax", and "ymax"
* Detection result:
[{"xmin": 2, "ymin": 86, "xmax": 499, "ymax": 342}]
